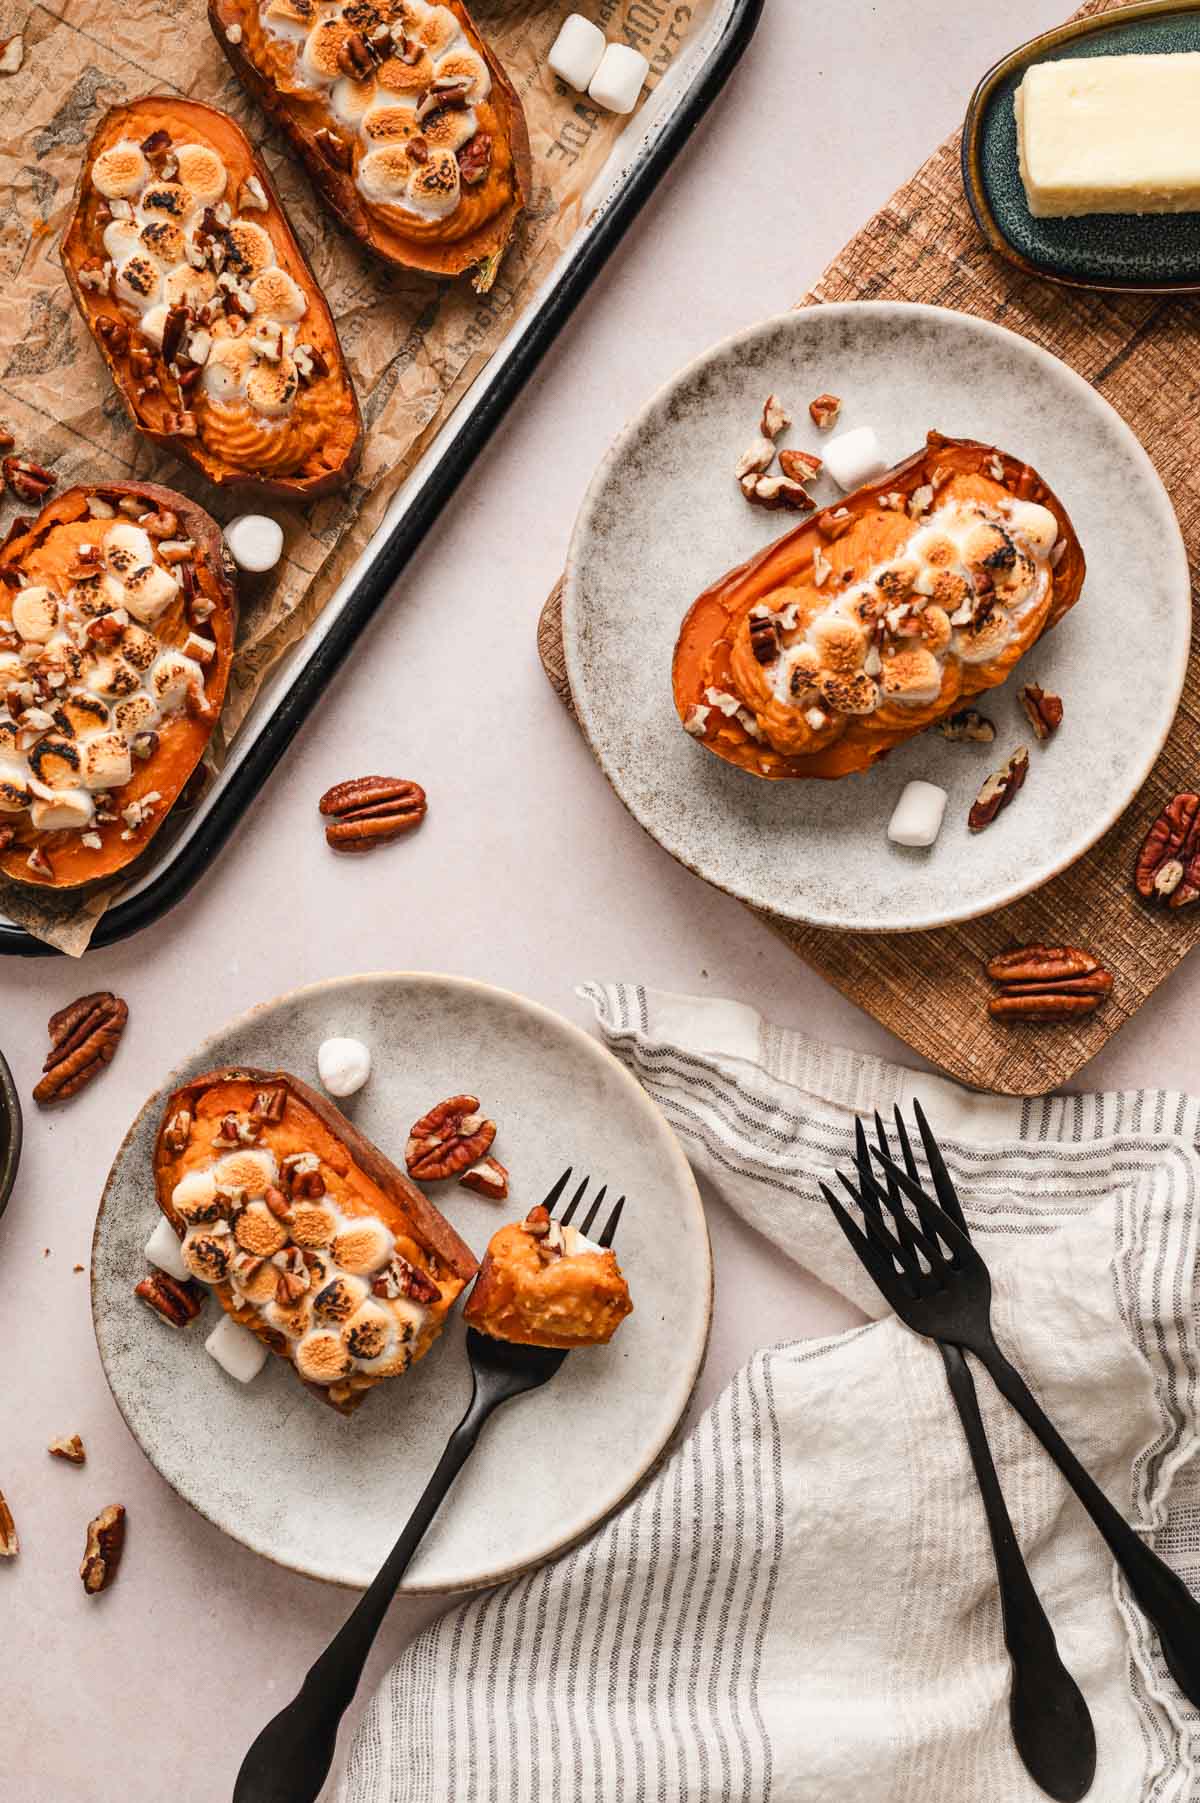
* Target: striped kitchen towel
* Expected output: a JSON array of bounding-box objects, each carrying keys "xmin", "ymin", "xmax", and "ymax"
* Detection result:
[{"xmin": 340, "ymin": 984, "xmax": 1200, "ymax": 1803}]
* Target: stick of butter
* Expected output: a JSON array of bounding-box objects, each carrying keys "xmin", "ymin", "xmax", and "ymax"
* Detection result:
[{"xmin": 1015, "ymin": 53, "xmax": 1200, "ymax": 219}]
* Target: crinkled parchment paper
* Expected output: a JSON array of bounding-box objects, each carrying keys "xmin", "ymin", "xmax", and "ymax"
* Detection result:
[{"xmin": 0, "ymin": 0, "xmax": 715, "ymax": 952}]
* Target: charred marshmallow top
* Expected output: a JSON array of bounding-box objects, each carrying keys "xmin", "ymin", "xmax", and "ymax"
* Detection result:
[
  {"xmin": 258, "ymin": 0, "xmax": 493, "ymax": 223},
  {"xmin": 0, "ymin": 508, "xmax": 209, "ymax": 858},
  {"xmin": 173, "ymin": 1127, "xmax": 435, "ymax": 1386},
  {"xmin": 734, "ymin": 493, "xmax": 1061, "ymax": 751},
  {"xmin": 89, "ymin": 134, "xmax": 314, "ymax": 425}
]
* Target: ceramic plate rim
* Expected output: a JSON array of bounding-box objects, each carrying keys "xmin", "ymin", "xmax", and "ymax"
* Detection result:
[
  {"xmin": 91, "ymin": 971, "xmax": 712, "ymax": 1591},
  {"xmin": 562, "ymin": 301, "xmax": 1191, "ymax": 932}
]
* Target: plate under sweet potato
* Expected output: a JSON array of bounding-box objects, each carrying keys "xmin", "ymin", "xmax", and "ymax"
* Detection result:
[
  {"xmin": 673, "ymin": 431, "xmax": 1086, "ymax": 780},
  {"xmin": 0, "ymin": 482, "xmax": 237, "ymax": 892},
  {"xmin": 62, "ymin": 97, "xmax": 362, "ymax": 499},
  {"xmin": 209, "ymin": 0, "xmax": 531, "ymax": 291},
  {"xmin": 153, "ymin": 1067, "xmax": 479, "ymax": 1414}
]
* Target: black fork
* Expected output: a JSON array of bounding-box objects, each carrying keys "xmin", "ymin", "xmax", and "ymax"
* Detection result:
[
  {"xmin": 852, "ymin": 1107, "xmax": 1094, "ymax": 1802},
  {"xmin": 233, "ymin": 1170, "xmax": 625, "ymax": 1803},
  {"xmin": 824, "ymin": 1102, "xmax": 1200, "ymax": 1717}
]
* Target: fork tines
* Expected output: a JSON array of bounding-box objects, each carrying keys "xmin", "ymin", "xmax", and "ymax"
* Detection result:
[{"xmin": 540, "ymin": 1167, "xmax": 626, "ymax": 1249}]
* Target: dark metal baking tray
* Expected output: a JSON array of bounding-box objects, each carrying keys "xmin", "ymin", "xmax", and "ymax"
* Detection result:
[{"xmin": 1, "ymin": 0, "xmax": 763, "ymax": 955}]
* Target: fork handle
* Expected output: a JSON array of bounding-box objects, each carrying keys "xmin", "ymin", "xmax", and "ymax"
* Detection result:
[
  {"xmin": 232, "ymin": 1380, "xmax": 499, "ymax": 1803},
  {"xmin": 978, "ymin": 1337, "xmax": 1200, "ymax": 1709},
  {"xmin": 940, "ymin": 1345, "xmax": 1095, "ymax": 1801}
]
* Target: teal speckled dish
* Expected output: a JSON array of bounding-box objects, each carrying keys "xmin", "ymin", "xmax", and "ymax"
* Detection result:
[{"xmin": 963, "ymin": 0, "xmax": 1200, "ymax": 293}]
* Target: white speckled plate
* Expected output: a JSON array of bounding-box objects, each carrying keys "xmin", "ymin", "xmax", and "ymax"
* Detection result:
[
  {"xmin": 92, "ymin": 974, "xmax": 710, "ymax": 1591},
  {"xmin": 563, "ymin": 303, "xmax": 1191, "ymax": 931}
]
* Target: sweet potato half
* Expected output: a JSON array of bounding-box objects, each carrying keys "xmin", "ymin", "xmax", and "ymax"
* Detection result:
[
  {"xmin": 62, "ymin": 98, "xmax": 362, "ymax": 498},
  {"xmin": 673, "ymin": 432, "xmax": 1086, "ymax": 781},
  {"xmin": 210, "ymin": 0, "xmax": 531, "ymax": 291},
  {"xmin": 153, "ymin": 1067, "xmax": 479, "ymax": 1414},
  {"xmin": 0, "ymin": 482, "xmax": 237, "ymax": 892}
]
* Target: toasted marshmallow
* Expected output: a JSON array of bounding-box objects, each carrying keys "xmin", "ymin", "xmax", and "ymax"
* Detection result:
[
  {"xmin": 954, "ymin": 608, "xmax": 1013, "ymax": 664},
  {"xmin": 233, "ymin": 1200, "xmax": 290, "ymax": 1257},
  {"xmin": 362, "ymin": 104, "xmax": 420, "ymax": 144},
  {"xmin": 150, "ymin": 650, "xmax": 204, "ymax": 709},
  {"xmin": 102, "ymin": 218, "xmax": 142, "ymax": 264},
  {"xmin": 357, "ymin": 144, "xmax": 413, "ymax": 202},
  {"xmin": 11, "ymin": 586, "xmax": 58, "ymax": 642},
  {"xmin": 963, "ymin": 520, "xmax": 1017, "ymax": 575},
  {"xmin": 1007, "ymin": 500, "xmax": 1059, "ymax": 558},
  {"xmin": 294, "ymin": 1327, "xmax": 354, "ymax": 1384},
  {"xmin": 245, "ymin": 358, "xmax": 299, "ymax": 417},
  {"xmin": 28, "ymin": 736, "xmax": 81, "ymax": 788},
  {"xmin": 264, "ymin": 1294, "xmax": 314, "ymax": 1340},
  {"xmin": 250, "ymin": 267, "xmax": 307, "ymax": 323},
  {"xmin": 205, "ymin": 1313, "xmax": 268, "ymax": 1383},
  {"xmin": 204, "ymin": 335, "xmax": 255, "ymax": 402},
  {"xmin": 172, "ymin": 1169, "xmax": 221, "ymax": 1222},
  {"xmin": 183, "ymin": 1225, "xmax": 234, "ymax": 1284},
  {"xmin": 79, "ymin": 731, "xmax": 132, "ymax": 791},
  {"xmin": 342, "ymin": 1300, "xmax": 394, "ymax": 1364},
  {"xmin": 87, "ymin": 655, "xmax": 140, "ymax": 698},
  {"xmin": 436, "ymin": 47, "xmax": 490, "ymax": 103},
  {"xmin": 290, "ymin": 1199, "xmax": 339, "ymax": 1248},
  {"xmin": 145, "ymin": 1215, "xmax": 191, "ymax": 1283},
  {"xmin": 115, "ymin": 254, "xmax": 162, "ymax": 309},
  {"xmin": 332, "ymin": 1218, "xmax": 393, "ymax": 1277},
  {"xmin": 119, "ymin": 623, "xmax": 157, "ymax": 673},
  {"xmin": 313, "ymin": 1273, "xmax": 368, "ymax": 1324},
  {"xmin": 316, "ymin": 1035, "xmax": 371, "ymax": 1097},
  {"xmin": 375, "ymin": 50, "xmax": 435, "ymax": 95},
  {"xmin": 215, "ymin": 1148, "xmax": 276, "ymax": 1197},
  {"xmin": 421, "ymin": 104, "xmax": 477, "ymax": 154},
  {"xmin": 104, "ymin": 521, "xmax": 154, "ymax": 577},
  {"xmin": 175, "ymin": 143, "xmax": 227, "ymax": 207},
  {"xmin": 816, "ymin": 669, "xmax": 878, "ymax": 716},
  {"xmin": 231, "ymin": 1253, "xmax": 281, "ymax": 1305},
  {"xmin": 122, "ymin": 561, "xmax": 179, "ymax": 625},
  {"xmin": 405, "ymin": 149, "xmax": 460, "ymax": 218},
  {"xmin": 809, "ymin": 613, "xmax": 866, "ymax": 674},
  {"xmin": 30, "ymin": 787, "xmax": 94, "ymax": 832},
  {"xmin": 113, "ymin": 693, "xmax": 160, "ymax": 737},
  {"xmin": 164, "ymin": 265, "xmax": 217, "ymax": 310},
  {"xmin": 139, "ymin": 219, "xmax": 187, "ymax": 266},
  {"xmin": 93, "ymin": 140, "xmax": 150, "ymax": 199},
  {"xmin": 226, "ymin": 220, "xmax": 274, "ymax": 280},
  {"xmin": 138, "ymin": 304, "xmax": 169, "ymax": 349},
  {"xmin": 139, "ymin": 181, "xmax": 190, "ymax": 221},
  {"xmin": 418, "ymin": 5, "xmax": 461, "ymax": 57},
  {"xmin": 331, "ymin": 75, "xmax": 377, "ymax": 124},
  {"xmin": 878, "ymin": 645, "xmax": 943, "ymax": 706},
  {"xmin": 264, "ymin": 0, "xmax": 315, "ymax": 35},
  {"xmin": 303, "ymin": 18, "xmax": 351, "ymax": 80}
]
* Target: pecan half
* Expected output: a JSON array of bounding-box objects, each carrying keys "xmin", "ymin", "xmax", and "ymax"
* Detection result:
[
  {"xmin": 80, "ymin": 1503, "xmax": 126, "ymax": 1594},
  {"xmin": 779, "ymin": 448, "xmax": 823, "ymax": 485},
  {"xmin": 459, "ymin": 1155, "xmax": 508, "ymax": 1200},
  {"xmin": 1135, "ymin": 792, "xmax": 1200, "ymax": 909},
  {"xmin": 48, "ymin": 1434, "xmax": 86, "ymax": 1465},
  {"xmin": 406, "ymin": 1093, "xmax": 496, "ymax": 1181},
  {"xmin": 985, "ymin": 944, "xmax": 1113, "ymax": 1023},
  {"xmin": 3, "ymin": 456, "xmax": 56, "ymax": 503},
  {"xmin": 968, "ymin": 748, "xmax": 1029, "ymax": 832},
  {"xmin": 937, "ymin": 708, "xmax": 995, "ymax": 744},
  {"xmin": 748, "ymin": 612, "xmax": 779, "ymax": 664},
  {"xmin": 1019, "ymin": 684, "xmax": 1063, "ymax": 742},
  {"xmin": 808, "ymin": 393, "xmax": 841, "ymax": 431},
  {"xmin": 135, "ymin": 1270, "xmax": 205, "ymax": 1327},
  {"xmin": 372, "ymin": 1251, "xmax": 440, "ymax": 1304},
  {"xmin": 457, "ymin": 131, "xmax": 493, "ymax": 186},
  {"xmin": 33, "ymin": 991, "xmax": 128, "ymax": 1106},
  {"xmin": 0, "ymin": 1489, "xmax": 17, "ymax": 1557},
  {"xmin": 319, "ymin": 776, "xmax": 428, "ymax": 852}
]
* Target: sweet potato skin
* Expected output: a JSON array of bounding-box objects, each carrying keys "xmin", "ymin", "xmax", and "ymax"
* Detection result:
[
  {"xmin": 61, "ymin": 98, "xmax": 362, "ymax": 499},
  {"xmin": 209, "ymin": 0, "xmax": 531, "ymax": 290},
  {"xmin": 0, "ymin": 482, "xmax": 237, "ymax": 892},
  {"xmin": 673, "ymin": 432, "xmax": 1086, "ymax": 781}
]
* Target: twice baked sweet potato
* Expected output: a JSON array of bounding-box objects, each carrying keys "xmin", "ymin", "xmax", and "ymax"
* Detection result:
[
  {"xmin": 62, "ymin": 98, "xmax": 362, "ymax": 498},
  {"xmin": 463, "ymin": 1205, "xmax": 632, "ymax": 1350},
  {"xmin": 210, "ymin": 0, "xmax": 531, "ymax": 291},
  {"xmin": 153, "ymin": 1067, "xmax": 479, "ymax": 1414},
  {"xmin": 0, "ymin": 482, "xmax": 237, "ymax": 891},
  {"xmin": 673, "ymin": 431, "xmax": 1086, "ymax": 781}
]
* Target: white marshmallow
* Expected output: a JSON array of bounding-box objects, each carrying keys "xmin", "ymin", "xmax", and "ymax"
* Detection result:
[
  {"xmin": 548, "ymin": 14, "xmax": 606, "ymax": 91},
  {"xmin": 205, "ymin": 1313, "xmax": 269, "ymax": 1384},
  {"xmin": 823, "ymin": 426, "xmax": 889, "ymax": 493},
  {"xmin": 144, "ymin": 1215, "xmax": 191, "ymax": 1283},
  {"xmin": 887, "ymin": 780, "xmax": 948, "ymax": 849},
  {"xmin": 224, "ymin": 514, "xmax": 284, "ymax": 574},
  {"xmin": 317, "ymin": 1036, "xmax": 372, "ymax": 1098},
  {"xmin": 30, "ymin": 788, "xmax": 94, "ymax": 832},
  {"xmin": 588, "ymin": 41, "xmax": 649, "ymax": 114},
  {"xmin": 11, "ymin": 586, "xmax": 58, "ymax": 642}
]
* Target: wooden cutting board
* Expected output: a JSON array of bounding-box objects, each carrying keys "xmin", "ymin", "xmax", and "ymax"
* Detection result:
[{"xmin": 538, "ymin": 0, "xmax": 1200, "ymax": 1096}]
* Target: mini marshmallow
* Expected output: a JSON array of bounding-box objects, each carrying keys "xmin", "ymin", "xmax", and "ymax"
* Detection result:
[
  {"xmin": 224, "ymin": 514, "xmax": 284, "ymax": 575},
  {"xmin": 588, "ymin": 42, "xmax": 649, "ymax": 114},
  {"xmin": 144, "ymin": 1216, "xmax": 191, "ymax": 1283},
  {"xmin": 205, "ymin": 1313, "xmax": 269, "ymax": 1384},
  {"xmin": 823, "ymin": 426, "xmax": 889, "ymax": 493},
  {"xmin": 548, "ymin": 14, "xmax": 605, "ymax": 91},
  {"xmin": 888, "ymin": 780, "xmax": 948, "ymax": 849},
  {"xmin": 317, "ymin": 1036, "xmax": 372, "ymax": 1098}
]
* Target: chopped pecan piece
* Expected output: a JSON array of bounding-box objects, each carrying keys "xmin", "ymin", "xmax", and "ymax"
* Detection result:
[
  {"xmin": 80, "ymin": 1504, "xmax": 126, "ymax": 1595},
  {"xmin": 135, "ymin": 1270, "xmax": 205, "ymax": 1327},
  {"xmin": 162, "ymin": 1106, "xmax": 192, "ymax": 1154},
  {"xmin": 315, "ymin": 127, "xmax": 352, "ymax": 170},
  {"xmin": 406, "ymin": 1093, "xmax": 496, "ymax": 1181},
  {"xmin": 162, "ymin": 409, "xmax": 197, "ymax": 439},
  {"xmin": 968, "ymin": 748, "xmax": 1029, "ymax": 832},
  {"xmin": 337, "ymin": 28, "xmax": 375, "ymax": 78},
  {"xmin": 140, "ymin": 128, "xmax": 171, "ymax": 157},
  {"xmin": 33, "ymin": 991, "xmax": 129, "ymax": 1106},
  {"xmin": 815, "ymin": 506, "xmax": 853, "ymax": 541},
  {"xmin": 985, "ymin": 945, "xmax": 1113, "ymax": 1023},
  {"xmin": 742, "ymin": 474, "xmax": 813, "ymax": 512},
  {"xmin": 48, "ymin": 1434, "xmax": 86, "ymax": 1465},
  {"xmin": 372, "ymin": 1251, "xmax": 440, "ymax": 1304},
  {"xmin": 459, "ymin": 1155, "xmax": 508, "ymax": 1200},
  {"xmin": 0, "ymin": 34, "xmax": 24, "ymax": 74},
  {"xmin": 522, "ymin": 1204, "xmax": 551, "ymax": 1237},
  {"xmin": 96, "ymin": 314, "xmax": 130, "ymax": 356},
  {"xmin": 748, "ymin": 612, "xmax": 779, "ymax": 664},
  {"xmin": 779, "ymin": 448, "xmax": 823, "ymax": 485},
  {"xmin": 0, "ymin": 1489, "xmax": 17, "ymax": 1557},
  {"xmin": 808, "ymin": 393, "xmax": 841, "ymax": 431},
  {"xmin": 1019, "ymin": 684, "xmax": 1063, "ymax": 742},
  {"xmin": 937, "ymin": 709, "xmax": 995, "ymax": 744},
  {"xmin": 1135, "ymin": 792, "xmax": 1200, "ymax": 909},
  {"xmin": 251, "ymin": 1087, "xmax": 286, "ymax": 1124},
  {"xmin": 735, "ymin": 436, "xmax": 776, "ymax": 482},
  {"xmin": 3, "ymin": 456, "xmax": 56, "ymax": 503},
  {"xmin": 263, "ymin": 1185, "xmax": 293, "ymax": 1221},
  {"xmin": 760, "ymin": 394, "xmax": 791, "ymax": 440},
  {"xmin": 319, "ymin": 776, "xmax": 428, "ymax": 852},
  {"xmin": 458, "ymin": 131, "xmax": 493, "ymax": 186}
]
